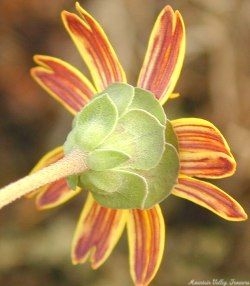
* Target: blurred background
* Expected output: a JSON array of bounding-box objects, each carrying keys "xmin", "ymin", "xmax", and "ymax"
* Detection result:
[{"xmin": 0, "ymin": 0, "xmax": 249, "ymax": 285}]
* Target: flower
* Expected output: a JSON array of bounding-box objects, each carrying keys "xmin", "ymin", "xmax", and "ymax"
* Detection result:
[{"xmin": 27, "ymin": 3, "xmax": 247, "ymax": 285}]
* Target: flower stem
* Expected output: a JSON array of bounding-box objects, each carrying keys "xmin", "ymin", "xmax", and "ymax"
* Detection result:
[{"xmin": 0, "ymin": 149, "xmax": 87, "ymax": 210}]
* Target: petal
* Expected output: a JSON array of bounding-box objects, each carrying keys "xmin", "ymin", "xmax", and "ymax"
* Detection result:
[
  {"xmin": 62, "ymin": 3, "xmax": 126, "ymax": 92},
  {"xmin": 27, "ymin": 147, "xmax": 64, "ymax": 198},
  {"xmin": 30, "ymin": 147, "xmax": 81, "ymax": 209},
  {"xmin": 31, "ymin": 146, "xmax": 64, "ymax": 173},
  {"xmin": 172, "ymin": 175, "xmax": 247, "ymax": 221},
  {"xmin": 31, "ymin": 55, "xmax": 96, "ymax": 115},
  {"xmin": 172, "ymin": 118, "xmax": 236, "ymax": 178},
  {"xmin": 169, "ymin": 92, "xmax": 180, "ymax": 99},
  {"xmin": 36, "ymin": 179, "xmax": 81, "ymax": 210},
  {"xmin": 127, "ymin": 205, "xmax": 165, "ymax": 286},
  {"xmin": 137, "ymin": 6, "xmax": 185, "ymax": 104},
  {"xmin": 71, "ymin": 194, "xmax": 128, "ymax": 269}
]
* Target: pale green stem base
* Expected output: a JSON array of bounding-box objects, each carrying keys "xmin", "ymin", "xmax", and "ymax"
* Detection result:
[{"xmin": 0, "ymin": 149, "xmax": 87, "ymax": 210}]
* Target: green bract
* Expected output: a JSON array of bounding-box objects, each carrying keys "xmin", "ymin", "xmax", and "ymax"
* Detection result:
[{"xmin": 63, "ymin": 83, "xmax": 179, "ymax": 209}]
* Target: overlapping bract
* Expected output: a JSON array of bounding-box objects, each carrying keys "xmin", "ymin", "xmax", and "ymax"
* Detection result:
[{"xmin": 63, "ymin": 83, "xmax": 179, "ymax": 209}]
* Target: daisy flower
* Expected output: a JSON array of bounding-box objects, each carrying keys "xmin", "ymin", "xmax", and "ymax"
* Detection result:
[{"xmin": 0, "ymin": 3, "xmax": 247, "ymax": 286}]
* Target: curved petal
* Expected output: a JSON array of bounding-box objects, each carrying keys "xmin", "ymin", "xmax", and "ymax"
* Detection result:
[
  {"xmin": 35, "ymin": 179, "xmax": 81, "ymax": 210},
  {"xmin": 29, "ymin": 147, "xmax": 81, "ymax": 209},
  {"xmin": 62, "ymin": 3, "xmax": 126, "ymax": 92},
  {"xmin": 27, "ymin": 147, "xmax": 64, "ymax": 198},
  {"xmin": 172, "ymin": 118, "xmax": 236, "ymax": 178},
  {"xmin": 137, "ymin": 6, "xmax": 185, "ymax": 104},
  {"xmin": 31, "ymin": 55, "xmax": 96, "ymax": 115},
  {"xmin": 71, "ymin": 194, "xmax": 128, "ymax": 269},
  {"xmin": 31, "ymin": 146, "xmax": 64, "ymax": 173},
  {"xmin": 127, "ymin": 205, "xmax": 165, "ymax": 286},
  {"xmin": 172, "ymin": 175, "xmax": 247, "ymax": 221}
]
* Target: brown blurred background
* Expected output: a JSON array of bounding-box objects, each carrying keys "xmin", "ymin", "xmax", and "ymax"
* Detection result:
[{"xmin": 0, "ymin": 0, "xmax": 249, "ymax": 285}]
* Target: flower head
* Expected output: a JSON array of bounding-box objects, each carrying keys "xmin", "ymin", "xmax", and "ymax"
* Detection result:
[{"xmin": 0, "ymin": 3, "xmax": 247, "ymax": 286}]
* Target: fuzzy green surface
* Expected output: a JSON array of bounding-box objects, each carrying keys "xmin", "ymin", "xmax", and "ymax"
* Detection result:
[{"xmin": 63, "ymin": 83, "xmax": 179, "ymax": 209}]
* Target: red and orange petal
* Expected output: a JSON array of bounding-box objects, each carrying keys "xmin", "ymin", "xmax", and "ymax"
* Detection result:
[
  {"xmin": 36, "ymin": 179, "xmax": 81, "ymax": 210},
  {"xmin": 28, "ymin": 146, "xmax": 80, "ymax": 208},
  {"xmin": 137, "ymin": 5, "xmax": 185, "ymax": 104},
  {"xmin": 172, "ymin": 118, "xmax": 236, "ymax": 178},
  {"xmin": 62, "ymin": 3, "xmax": 126, "ymax": 92},
  {"xmin": 172, "ymin": 175, "xmax": 247, "ymax": 221},
  {"xmin": 27, "ymin": 146, "xmax": 64, "ymax": 198},
  {"xmin": 31, "ymin": 55, "xmax": 96, "ymax": 115},
  {"xmin": 31, "ymin": 146, "xmax": 64, "ymax": 173},
  {"xmin": 71, "ymin": 194, "xmax": 128, "ymax": 269},
  {"xmin": 127, "ymin": 205, "xmax": 165, "ymax": 286}
]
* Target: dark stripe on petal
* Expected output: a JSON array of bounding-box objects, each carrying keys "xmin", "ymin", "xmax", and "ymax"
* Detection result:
[
  {"xmin": 72, "ymin": 194, "xmax": 127, "ymax": 269},
  {"xmin": 172, "ymin": 118, "xmax": 236, "ymax": 178},
  {"xmin": 36, "ymin": 179, "xmax": 81, "ymax": 210},
  {"xmin": 137, "ymin": 6, "xmax": 185, "ymax": 104},
  {"xmin": 172, "ymin": 176, "xmax": 247, "ymax": 221},
  {"xmin": 31, "ymin": 56, "xmax": 96, "ymax": 114},
  {"xmin": 127, "ymin": 206, "xmax": 165, "ymax": 286},
  {"xmin": 62, "ymin": 3, "xmax": 126, "ymax": 91},
  {"xmin": 27, "ymin": 147, "xmax": 64, "ymax": 198}
]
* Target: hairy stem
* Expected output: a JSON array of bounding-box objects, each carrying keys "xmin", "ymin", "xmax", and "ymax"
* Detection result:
[{"xmin": 0, "ymin": 149, "xmax": 87, "ymax": 210}]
